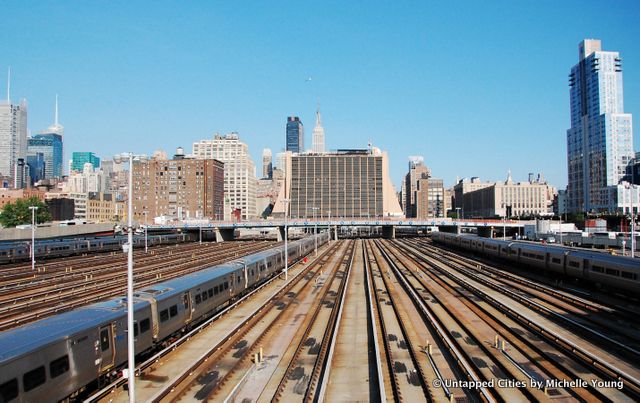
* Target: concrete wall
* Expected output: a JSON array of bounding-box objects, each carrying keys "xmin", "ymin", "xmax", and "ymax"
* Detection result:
[{"xmin": 0, "ymin": 223, "xmax": 114, "ymax": 241}]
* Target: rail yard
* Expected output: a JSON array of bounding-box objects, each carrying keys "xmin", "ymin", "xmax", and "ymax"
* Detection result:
[{"xmin": 1, "ymin": 235, "xmax": 639, "ymax": 402}]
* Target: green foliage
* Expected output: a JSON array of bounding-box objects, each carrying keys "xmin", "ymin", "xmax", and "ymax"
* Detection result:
[{"xmin": 0, "ymin": 197, "xmax": 52, "ymax": 228}]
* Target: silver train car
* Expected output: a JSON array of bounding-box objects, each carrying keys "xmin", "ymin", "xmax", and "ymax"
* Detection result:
[
  {"xmin": 431, "ymin": 232, "xmax": 640, "ymax": 294},
  {"xmin": 0, "ymin": 233, "xmax": 329, "ymax": 402},
  {"xmin": 0, "ymin": 233, "xmax": 191, "ymax": 264}
]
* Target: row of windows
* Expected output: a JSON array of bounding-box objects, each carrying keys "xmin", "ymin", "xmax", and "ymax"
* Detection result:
[
  {"xmin": 591, "ymin": 265, "xmax": 638, "ymax": 280},
  {"xmin": 194, "ymin": 282, "xmax": 229, "ymax": 304},
  {"xmin": 0, "ymin": 355, "xmax": 69, "ymax": 400}
]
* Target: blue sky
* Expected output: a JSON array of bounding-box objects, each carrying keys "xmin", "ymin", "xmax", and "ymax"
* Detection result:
[{"xmin": 2, "ymin": 1, "xmax": 639, "ymax": 190}]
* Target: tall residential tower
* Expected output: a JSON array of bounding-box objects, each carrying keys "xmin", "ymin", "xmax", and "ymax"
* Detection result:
[{"xmin": 567, "ymin": 39, "xmax": 634, "ymax": 213}]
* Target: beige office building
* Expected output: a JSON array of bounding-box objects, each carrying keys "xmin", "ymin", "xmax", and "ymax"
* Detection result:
[
  {"xmin": 273, "ymin": 148, "xmax": 403, "ymax": 219},
  {"xmin": 462, "ymin": 173, "xmax": 555, "ymax": 218}
]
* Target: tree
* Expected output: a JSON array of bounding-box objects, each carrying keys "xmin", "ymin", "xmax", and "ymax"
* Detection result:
[{"xmin": 0, "ymin": 197, "xmax": 52, "ymax": 228}]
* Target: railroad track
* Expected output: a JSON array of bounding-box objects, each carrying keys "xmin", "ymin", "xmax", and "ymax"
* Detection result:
[
  {"xmin": 0, "ymin": 241, "xmax": 277, "ymax": 330},
  {"xmin": 391, "ymin": 239, "xmax": 640, "ymax": 401},
  {"xmin": 364, "ymin": 240, "xmax": 432, "ymax": 402},
  {"xmin": 149, "ymin": 240, "xmax": 351, "ymax": 402},
  {"xmin": 412, "ymin": 239, "xmax": 640, "ymax": 357}
]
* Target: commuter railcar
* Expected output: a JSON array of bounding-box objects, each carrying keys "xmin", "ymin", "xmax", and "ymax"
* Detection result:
[
  {"xmin": 0, "ymin": 233, "xmax": 192, "ymax": 264},
  {"xmin": 431, "ymin": 232, "xmax": 640, "ymax": 293},
  {"xmin": 0, "ymin": 233, "xmax": 328, "ymax": 402}
]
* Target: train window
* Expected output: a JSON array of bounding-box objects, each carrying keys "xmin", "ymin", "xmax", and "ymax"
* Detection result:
[
  {"xmin": 237, "ymin": 276, "xmax": 241, "ymax": 283},
  {"xmin": 551, "ymin": 258, "xmax": 561, "ymax": 264},
  {"xmin": 160, "ymin": 309, "xmax": 169, "ymax": 322},
  {"xmin": 208, "ymin": 289, "xmax": 213, "ymax": 298},
  {"xmin": 0, "ymin": 379, "xmax": 18, "ymax": 401},
  {"xmin": 169, "ymin": 305, "xmax": 178, "ymax": 317},
  {"xmin": 214, "ymin": 286, "xmax": 218, "ymax": 295},
  {"xmin": 568, "ymin": 261, "xmax": 580, "ymax": 268},
  {"xmin": 268, "ymin": 262, "xmax": 273, "ymax": 268},
  {"xmin": 100, "ymin": 329, "xmax": 110, "ymax": 351},
  {"xmin": 140, "ymin": 318, "xmax": 150, "ymax": 333},
  {"xmin": 224, "ymin": 281, "xmax": 229, "ymax": 290},
  {"xmin": 195, "ymin": 294, "xmax": 202, "ymax": 304},
  {"xmin": 606, "ymin": 268, "xmax": 620, "ymax": 277},
  {"xmin": 202, "ymin": 291, "xmax": 208, "ymax": 301},
  {"xmin": 23, "ymin": 366, "xmax": 46, "ymax": 392},
  {"xmin": 592, "ymin": 265, "xmax": 604, "ymax": 273},
  {"xmin": 183, "ymin": 294, "xmax": 189, "ymax": 310},
  {"xmin": 50, "ymin": 355, "xmax": 70, "ymax": 378},
  {"xmin": 133, "ymin": 323, "xmax": 139, "ymax": 337}
]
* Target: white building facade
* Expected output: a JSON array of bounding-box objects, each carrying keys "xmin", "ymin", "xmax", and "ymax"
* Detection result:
[
  {"xmin": 192, "ymin": 133, "xmax": 257, "ymax": 220},
  {"xmin": 0, "ymin": 99, "xmax": 28, "ymax": 178},
  {"xmin": 567, "ymin": 39, "xmax": 634, "ymax": 213}
]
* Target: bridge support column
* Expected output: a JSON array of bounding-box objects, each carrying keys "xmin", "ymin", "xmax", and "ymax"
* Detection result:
[
  {"xmin": 214, "ymin": 228, "xmax": 235, "ymax": 242},
  {"xmin": 276, "ymin": 226, "xmax": 286, "ymax": 242},
  {"xmin": 382, "ymin": 225, "xmax": 395, "ymax": 239},
  {"xmin": 477, "ymin": 227, "xmax": 493, "ymax": 238}
]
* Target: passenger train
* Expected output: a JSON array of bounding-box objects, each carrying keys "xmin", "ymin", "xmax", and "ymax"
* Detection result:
[
  {"xmin": 0, "ymin": 233, "xmax": 192, "ymax": 264},
  {"xmin": 430, "ymin": 232, "xmax": 640, "ymax": 294},
  {"xmin": 0, "ymin": 233, "xmax": 329, "ymax": 402}
]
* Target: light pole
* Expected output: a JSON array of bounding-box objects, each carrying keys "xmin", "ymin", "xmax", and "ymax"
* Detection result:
[
  {"xmin": 199, "ymin": 224, "xmax": 202, "ymax": 244},
  {"xmin": 282, "ymin": 199, "xmax": 290, "ymax": 280},
  {"xmin": 631, "ymin": 188, "xmax": 636, "ymax": 258},
  {"xmin": 114, "ymin": 152, "xmax": 147, "ymax": 403},
  {"xmin": 312, "ymin": 207, "xmax": 319, "ymax": 256},
  {"xmin": 29, "ymin": 206, "xmax": 38, "ymax": 271},
  {"xmin": 327, "ymin": 210, "xmax": 332, "ymax": 242},
  {"xmin": 143, "ymin": 211, "xmax": 148, "ymax": 253},
  {"xmin": 558, "ymin": 213, "xmax": 563, "ymax": 246}
]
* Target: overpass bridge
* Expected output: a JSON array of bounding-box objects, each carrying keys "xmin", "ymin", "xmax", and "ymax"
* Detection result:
[{"xmin": 147, "ymin": 218, "xmax": 532, "ymax": 242}]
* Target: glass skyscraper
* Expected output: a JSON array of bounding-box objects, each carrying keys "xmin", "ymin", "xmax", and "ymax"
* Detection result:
[
  {"xmin": 286, "ymin": 116, "xmax": 304, "ymax": 153},
  {"xmin": 28, "ymin": 133, "xmax": 63, "ymax": 179},
  {"xmin": 567, "ymin": 39, "xmax": 634, "ymax": 213},
  {"xmin": 71, "ymin": 151, "xmax": 101, "ymax": 172}
]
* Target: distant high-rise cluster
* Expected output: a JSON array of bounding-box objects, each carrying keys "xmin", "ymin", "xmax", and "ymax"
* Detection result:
[{"xmin": 566, "ymin": 39, "xmax": 635, "ymax": 213}]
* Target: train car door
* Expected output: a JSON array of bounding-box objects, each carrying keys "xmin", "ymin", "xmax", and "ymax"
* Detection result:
[
  {"xmin": 183, "ymin": 292, "xmax": 193, "ymax": 322},
  {"xmin": 98, "ymin": 324, "xmax": 115, "ymax": 371},
  {"xmin": 583, "ymin": 259, "xmax": 590, "ymax": 279}
]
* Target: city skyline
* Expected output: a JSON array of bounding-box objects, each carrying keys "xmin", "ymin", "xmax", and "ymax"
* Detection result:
[{"xmin": 2, "ymin": 1, "xmax": 639, "ymax": 191}]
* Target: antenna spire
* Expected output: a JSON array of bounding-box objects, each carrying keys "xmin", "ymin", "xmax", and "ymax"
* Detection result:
[
  {"xmin": 55, "ymin": 94, "xmax": 59, "ymax": 126},
  {"xmin": 6, "ymin": 67, "xmax": 10, "ymax": 104}
]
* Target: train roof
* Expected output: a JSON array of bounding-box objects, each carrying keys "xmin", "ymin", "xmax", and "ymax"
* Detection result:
[
  {"xmin": 0, "ymin": 298, "xmax": 149, "ymax": 364},
  {"xmin": 136, "ymin": 263, "xmax": 242, "ymax": 301}
]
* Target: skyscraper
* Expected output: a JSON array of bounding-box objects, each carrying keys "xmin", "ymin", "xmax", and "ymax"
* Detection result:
[
  {"xmin": 71, "ymin": 152, "xmax": 101, "ymax": 172},
  {"xmin": 28, "ymin": 133, "xmax": 63, "ymax": 179},
  {"xmin": 262, "ymin": 148, "xmax": 273, "ymax": 178},
  {"xmin": 567, "ymin": 39, "xmax": 634, "ymax": 213},
  {"xmin": 26, "ymin": 96, "xmax": 64, "ymax": 179},
  {"xmin": 0, "ymin": 69, "xmax": 28, "ymax": 179},
  {"xmin": 286, "ymin": 116, "xmax": 304, "ymax": 153},
  {"xmin": 311, "ymin": 107, "xmax": 325, "ymax": 153}
]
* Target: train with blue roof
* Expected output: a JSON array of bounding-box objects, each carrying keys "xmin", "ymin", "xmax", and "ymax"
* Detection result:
[
  {"xmin": 0, "ymin": 232, "xmax": 328, "ymax": 402},
  {"xmin": 0, "ymin": 233, "xmax": 192, "ymax": 264},
  {"xmin": 431, "ymin": 232, "xmax": 640, "ymax": 293}
]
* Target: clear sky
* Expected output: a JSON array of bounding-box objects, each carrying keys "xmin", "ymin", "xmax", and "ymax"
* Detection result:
[{"xmin": 2, "ymin": 1, "xmax": 639, "ymax": 191}]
